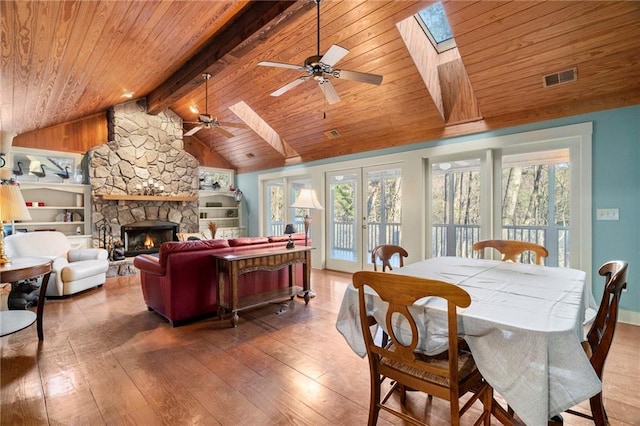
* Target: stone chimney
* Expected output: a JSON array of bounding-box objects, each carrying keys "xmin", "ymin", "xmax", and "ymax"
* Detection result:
[{"xmin": 88, "ymin": 99, "xmax": 199, "ymax": 249}]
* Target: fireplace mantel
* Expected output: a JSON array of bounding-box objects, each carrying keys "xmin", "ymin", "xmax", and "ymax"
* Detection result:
[{"xmin": 99, "ymin": 194, "xmax": 197, "ymax": 202}]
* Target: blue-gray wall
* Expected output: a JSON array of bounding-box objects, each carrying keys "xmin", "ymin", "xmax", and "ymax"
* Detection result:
[{"xmin": 238, "ymin": 105, "xmax": 640, "ymax": 315}]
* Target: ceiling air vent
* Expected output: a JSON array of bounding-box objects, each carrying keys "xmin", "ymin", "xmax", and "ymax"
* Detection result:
[
  {"xmin": 543, "ymin": 67, "xmax": 577, "ymax": 88},
  {"xmin": 324, "ymin": 129, "xmax": 341, "ymax": 139}
]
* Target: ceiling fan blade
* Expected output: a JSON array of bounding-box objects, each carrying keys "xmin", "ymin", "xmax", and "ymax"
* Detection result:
[
  {"xmin": 184, "ymin": 125, "xmax": 203, "ymax": 137},
  {"xmin": 334, "ymin": 69, "xmax": 383, "ymax": 85},
  {"xmin": 318, "ymin": 79, "xmax": 340, "ymax": 105},
  {"xmin": 214, "ymin": 126, "xmax": 235, "ymax": 138},
  {"xmin": 258, "ymin": 61, "xmax": 305, "ymax": 71},
  {"xmin": 320, "ymin": 45, "xmax": 349, "ymax": 67},
  {"xmin": 218, "ymin": 121, "xmax": 248, "ymax": 129},
  {"xmin": 270, "ymin": 77, "xmax": 309, "ymax": 97}
]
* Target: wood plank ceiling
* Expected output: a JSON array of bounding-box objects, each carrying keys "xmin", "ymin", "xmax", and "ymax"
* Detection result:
[{"xmin": 2, "ymin": 1, "xmax": 639, "ymax": 173}]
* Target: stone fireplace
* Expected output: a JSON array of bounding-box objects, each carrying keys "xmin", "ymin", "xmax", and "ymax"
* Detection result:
[{"xmin": 87, "ymin": 99, "xmax": 199, "ymax": 254}]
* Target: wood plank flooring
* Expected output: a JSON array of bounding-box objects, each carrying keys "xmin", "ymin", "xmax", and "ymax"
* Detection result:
[{"xmin": 1, "ymin": 269, "xmax": 639, "ymax": 425}]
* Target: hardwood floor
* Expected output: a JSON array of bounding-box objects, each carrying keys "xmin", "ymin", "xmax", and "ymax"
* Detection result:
[{"xmin": 1, "ymin": 269, "xmax": 639, "ymax": 425}]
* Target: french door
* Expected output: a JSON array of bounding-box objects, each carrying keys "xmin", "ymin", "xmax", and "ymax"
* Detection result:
[{"xmin": 325, "ymin": 165, "xmax": 402, "ymax": 273}]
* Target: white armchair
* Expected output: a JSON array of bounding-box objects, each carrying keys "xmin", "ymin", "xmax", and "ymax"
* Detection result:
[{"xmin": 5, "ymin": 231, "xmax": 109, "ymax": 297}]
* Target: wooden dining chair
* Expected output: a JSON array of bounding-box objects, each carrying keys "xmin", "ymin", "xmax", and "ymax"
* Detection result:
[
  {"xmin": 352, "ymin": 271, "xmax": 493, "ymax": 426},
  {"xmin": 564, "ymin": 260, "xmax": 628, "ymax": 426},
  {"xmin": 472, "ymin": 239, "xmax": 548, "ymax": 265},
  {"xmin": 371, "ymin": 244, "xmax": 408, "ymax": 272}
]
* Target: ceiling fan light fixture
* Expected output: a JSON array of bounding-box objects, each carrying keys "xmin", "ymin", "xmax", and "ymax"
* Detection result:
[{"xmin": 183, "ymin": 73, "xmax": 247, "ymax": 138}]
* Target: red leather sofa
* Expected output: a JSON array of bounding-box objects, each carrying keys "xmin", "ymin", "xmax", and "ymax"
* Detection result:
[{"xmin": 133, "ymin": 234, "xmax": 309, "ymax": 326}]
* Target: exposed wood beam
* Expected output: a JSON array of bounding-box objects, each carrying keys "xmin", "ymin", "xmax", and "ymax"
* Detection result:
[{"xmin": 146, "ymin": 0, "xmax": 308, "ymax": 115}]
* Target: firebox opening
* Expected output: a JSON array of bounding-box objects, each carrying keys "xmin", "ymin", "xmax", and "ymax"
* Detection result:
[{"xmin": 122, "ymin": 220, "xmax": 178, "ymax": 257}]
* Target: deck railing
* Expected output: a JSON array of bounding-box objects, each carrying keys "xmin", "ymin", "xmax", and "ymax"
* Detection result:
[
  {"xmin": 432, "ymin": 224, "xmax": 570, "ymax": 267},
  {"xmin": 272, "ymin": 220, "xmax": 570, "ymax": 267}
]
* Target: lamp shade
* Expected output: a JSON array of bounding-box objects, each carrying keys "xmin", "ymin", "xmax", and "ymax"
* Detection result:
[
  {"xmin": 291, "ymin": 188, "xmax": 323, "ymax": 210},
  {"xmin": 284, "ymin": 223, "xmax": 296, "ymax": 234},
  {"xmin": 0, "ymin": 184, "xmax": 31, "ymax": 222}
]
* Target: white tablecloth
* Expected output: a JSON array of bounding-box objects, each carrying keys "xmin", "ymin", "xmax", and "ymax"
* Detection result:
[{"xmin": 335, "ymin": 256, "xmax": 601, "ymax": 426}]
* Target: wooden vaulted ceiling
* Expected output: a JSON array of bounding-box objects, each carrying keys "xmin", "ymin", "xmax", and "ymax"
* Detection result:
[{"xmin": 2, "ymin": 1, "xmax": 639, "ymax": 173}]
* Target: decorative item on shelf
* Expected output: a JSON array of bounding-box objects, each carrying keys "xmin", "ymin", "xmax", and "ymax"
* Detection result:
[
  {"xmin": 0, "ymin": 181, "xmax": 32, "ymax": 264},
  {"xmin": 212, "ymin": 181, "xmax": 221, "ymax": 190},
  {"xmin": 234, "ymin": 188, "xmax": 243, "ymax": 202},
  {"xmin": 291, "ymin": 188, "xmax": 323, "ymax": 299},
  {"xmin": 135, "ymin": 178, "xmax": 165, "ymax": 196},
  {"xmin": 284, "ymin": 224, "xmax": 296, "ymax": 249},
  {"xmin": 208, "ymin": 221, "xmax": 218, "ymax": 239},
  {"xmin": 206, "ymin": 202, "xmax": 222, "ymax": 207}
]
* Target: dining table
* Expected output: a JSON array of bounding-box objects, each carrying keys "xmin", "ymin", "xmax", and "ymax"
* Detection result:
[{"xmin": 335, "ymin": 256, "xmax": 601, "ymax": 426}]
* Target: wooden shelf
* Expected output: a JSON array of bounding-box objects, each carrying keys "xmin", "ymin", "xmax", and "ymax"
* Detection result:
[{"xmin": 100, "ymin": 194, "xmax": 197, "ymax": 202}]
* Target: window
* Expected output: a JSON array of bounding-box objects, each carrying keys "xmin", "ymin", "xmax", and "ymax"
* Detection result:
[
  {"xmin": 431, "ymin": 159, "xmax": 481, "ymax": 257},
  {"xmin": 426, "ymin": 123, "xmax": 590, "ymax": 272},
  {"xmin": 501, "ymin": 149, "xmax": 571, "ymax": 266},
  {"xmin": 265, "ymin": 180, "xmax": 284, "ymax": 236},
  {"xmin": 416, "ymin": 2, "xmax": 456, "ymax": 53},
  {"xmin": 263, "ymin": 177, "xmax": 311, "ymax": 237}
]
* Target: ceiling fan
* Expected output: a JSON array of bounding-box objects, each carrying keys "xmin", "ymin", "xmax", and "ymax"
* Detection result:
[
  {"xmin": 183, "ymin": 73, "xmax": 247, "ymax": 137},
  {"xmin": 258, "ymin": 0, "xmax": 383, "ymax": 105}
]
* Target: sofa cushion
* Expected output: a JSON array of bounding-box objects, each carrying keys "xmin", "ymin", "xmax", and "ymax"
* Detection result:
[
  {"xmin": 159, "ymin": 239, "xmax": 230, "ymax": 266},
  {"xmin": 228, "ymin": 237, "xmax": 270, "ymax": 247},
  {"xmin": 268, "ymin": 233, "xmax": 307, "ymax": 243},
  {"xmin": 61, "ymin": 259, "xmax": 109, "ymax": 281}
]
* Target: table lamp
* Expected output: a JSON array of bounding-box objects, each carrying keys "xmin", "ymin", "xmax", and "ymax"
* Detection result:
[
  {"xmin": 291, "ymin": 188, "xmax": 323, "ymax": 247},
  {"xmin": 0, "ymin": 183, "xmax": 32, "ymax": 264},
  {"xmin": 284, "ymin": 223, "xmax": 296, "ymax": 249}
]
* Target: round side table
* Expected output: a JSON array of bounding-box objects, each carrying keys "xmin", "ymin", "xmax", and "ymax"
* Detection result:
[{"xmin": 0, "ymin": 257, "xmax": 53, "ymax": 340}]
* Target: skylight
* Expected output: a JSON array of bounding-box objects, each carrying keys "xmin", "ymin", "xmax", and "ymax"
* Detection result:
[{"xmin": 416, "ymin": 2, "xmax": 456, "ymax": 53}]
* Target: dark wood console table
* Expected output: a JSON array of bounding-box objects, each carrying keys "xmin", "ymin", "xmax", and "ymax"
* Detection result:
[
  {"xmin": 212, "ymin": 246, "xmax": 312, "ymax": 327},
  {"xmin": 0, "ymin": 257, "xmax": 52, "ymax": 340}
]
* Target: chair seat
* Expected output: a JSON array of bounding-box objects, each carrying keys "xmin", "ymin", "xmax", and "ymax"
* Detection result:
[
  {"xmin": 61, "ymin": 259, "xmax": 109, "ymax": 281},
  {"xmin": 382, "ymin": 348, "xmax": 478, "ymax": 388}
]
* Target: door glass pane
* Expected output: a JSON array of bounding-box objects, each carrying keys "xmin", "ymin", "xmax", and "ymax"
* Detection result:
[
  {"xmin": 265, "ymin": 181, "xmax": 284, "ymax": 236},
  {"xmin": 431, "ymin": 160, "xmax": 481, "ymax": 257},
  {"xmin": 501, "ymin": 149, "xmax": 570, "ymax": 266},
  {"xmin": 290, "ymin": 181, "xmax": 308, "ymax": 233},
  {"xmin": 329, "ymin": 172, "xmax": 358, "ymax": 262},
  {"xmin": 367, "ymin": 168, "xmax": 402, "ymax": 267}
]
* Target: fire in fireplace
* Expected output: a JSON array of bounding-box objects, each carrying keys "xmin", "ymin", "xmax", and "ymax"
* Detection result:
[{"xmin": 121, "ymin": 220, "xmax": 178, "ymax": 257}]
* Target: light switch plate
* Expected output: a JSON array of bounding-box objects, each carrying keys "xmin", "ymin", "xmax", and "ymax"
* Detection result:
[{"xmin": 596, "ymin": 208, "xmax": 619, "ymax": 220}]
